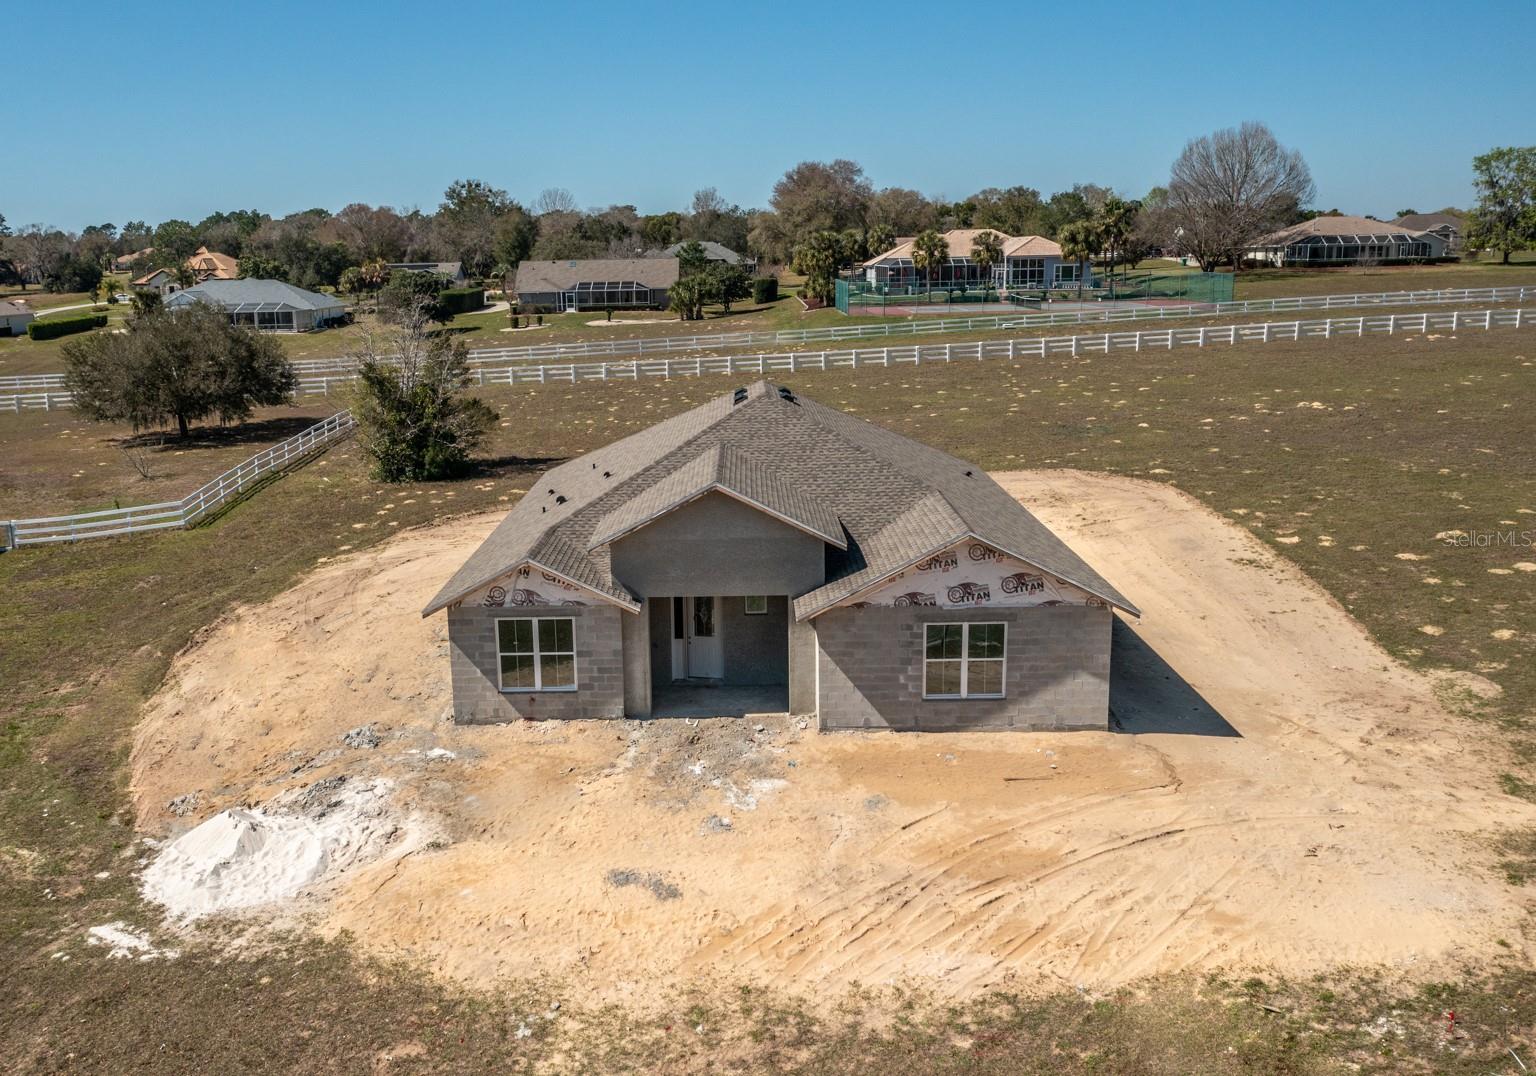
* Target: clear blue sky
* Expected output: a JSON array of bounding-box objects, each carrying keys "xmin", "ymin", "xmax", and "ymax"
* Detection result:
[{"xmin": 8, "ymin": 0, "xmax": 1534, "ymax": 231}]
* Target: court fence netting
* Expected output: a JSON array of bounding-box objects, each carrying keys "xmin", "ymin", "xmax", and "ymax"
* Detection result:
[{"xmin": 835, "ymin": 270, "xmax": 1234, "ymax": 314}]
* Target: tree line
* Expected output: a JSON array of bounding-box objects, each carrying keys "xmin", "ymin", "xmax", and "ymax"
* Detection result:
[{"xmin": 4, "ymin": 128, "xmax": 1534, "ymax": 300}]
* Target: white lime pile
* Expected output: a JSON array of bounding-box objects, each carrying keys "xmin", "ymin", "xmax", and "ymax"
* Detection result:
[{"xmin": 142, "ymin": 779, "xmax": 407, "ymax": 920}]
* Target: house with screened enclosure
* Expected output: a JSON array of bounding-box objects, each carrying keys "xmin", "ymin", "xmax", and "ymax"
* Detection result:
[
  {"xmin": 423, "ymin": 381, "xmax": 1138, "ymax": 731},
  {"xmin": 860, "ymin": 228, "xmax": 1088, "ymax": 292}
]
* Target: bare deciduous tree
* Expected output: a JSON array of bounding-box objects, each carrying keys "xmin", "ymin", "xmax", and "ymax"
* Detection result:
[
  {"xmin": 1165, "ymin": 122, "xmax": 1314, "ymax": 272},
  {"xmin": 534, "ymin": 187, "xmax": 578, "ymax": 216}
]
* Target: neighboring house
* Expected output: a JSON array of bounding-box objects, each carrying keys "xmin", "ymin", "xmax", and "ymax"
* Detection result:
[
  {"xmin": 861, "ymin": 228, "xmax": 1088, "ymax": 291},
  {"xmin": 650, "ymin": 241, "xmax": 755, "ymax": 270},
  {"xmin": 131, "ymin": 246, "xmax": 240, "ymax": 294},
  {"xmin": 423, "ymin": 380, "xmax": 1138, "ymax": 731},
  {"xmin": 130, "ymin": 268, "xmax": 183, "ymax": 295},
  {"xmin": 164, "ymin": 278, "xmax": 346, "ymax": 332},
  {"xmin": 112, "ymin": 248, "xmax": 154, "ymax": 273},
  {"xmin": 513, "ymin": 257, "xmax": 680, "ymax": 312},
  {"xmin": 186, "ymin": 246, "xmax": 238, "ymax": 280},
  {"xmin": 0, "ymin": 300, "xmax": 36, "ymax": 337},
  {"xmin": 1391, "ymin": 212, "xmax": 1467, "ymax": 255},
  {"xmin": 385, "ymin": 261, "xmax": 467, "ymax": 284},
  {"xmin": 1243, "ymin": 215, "xmax": 1448, "ymax": 267}
]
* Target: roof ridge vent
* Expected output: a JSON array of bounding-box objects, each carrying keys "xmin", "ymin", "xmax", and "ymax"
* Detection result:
[{"xmin": 777, "ymin": 386, "xmax": 798, "ymax": 405}]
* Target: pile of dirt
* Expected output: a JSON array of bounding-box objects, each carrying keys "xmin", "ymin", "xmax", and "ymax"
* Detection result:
[{"xmin": 130, "ymin": 471, "xmax": 1536, "ymax": 1002}]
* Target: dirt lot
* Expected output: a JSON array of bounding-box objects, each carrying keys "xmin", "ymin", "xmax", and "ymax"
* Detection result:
[{"xmin": 129, "ymin": 470, "xmax": 1536, "ymax": 1003}]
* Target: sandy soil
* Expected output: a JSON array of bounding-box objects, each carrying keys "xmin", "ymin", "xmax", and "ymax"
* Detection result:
[
  {"xmin": 583, "ymin": 316, "xmax": 678, "ymax": 327},
  {"xmin": 130, "ymin": 471, "xmax": 1536, "ymax": 1000}
]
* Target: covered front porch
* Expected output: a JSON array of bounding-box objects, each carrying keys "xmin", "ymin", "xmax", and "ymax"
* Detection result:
[{"xmin": 650, "ymin": 680, "xmax": 789, "ymax": 719}]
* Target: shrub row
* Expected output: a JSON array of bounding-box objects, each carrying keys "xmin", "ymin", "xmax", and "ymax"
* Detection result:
[
  {"xmin": 27, "ymin": 313, "xmax": 108, "ymax": 340},
  {"xmin": 752, "ymin": 277, "xmax": 778, "ymax": 304},
  {"xmin": 438, "ymin": 287, "xmax": 486, "ymax": 316}
]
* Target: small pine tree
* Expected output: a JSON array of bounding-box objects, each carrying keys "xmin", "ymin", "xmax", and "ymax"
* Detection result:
[{"xmin": 350, "ymin": 315, "xmax": 498, "ymax": 482}]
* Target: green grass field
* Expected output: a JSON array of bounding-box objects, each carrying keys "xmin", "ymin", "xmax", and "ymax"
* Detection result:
[{"xmin": 3, "ymin": 316, "xmax": 1536, "ymax": 1070}]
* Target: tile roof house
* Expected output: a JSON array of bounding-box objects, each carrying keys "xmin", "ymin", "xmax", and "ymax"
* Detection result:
[
  {"xmin": 861, "ymin": 228, "xmax": 1088, "ymax": 292},
  {"xmin": 112, "ymin": 247, "xmax": 154, "ymax": 273},
  {"xmin": 131, "ymin": 246, "xmax": 241, "ymax": 294},
  {"xmin": 1243, "ymin": 215, "xmax": 1449, "ymax": 266},
  {"xmin": 164, "ymin": 278, "xmax": 347, "ymax": 332},
  {"xmin": 425, "ymin": 381, "xmax": 1137, "ymax": 731},
  {"xmin": 514, "ymin": 257, "xmax": 680, "ymax": 312}
]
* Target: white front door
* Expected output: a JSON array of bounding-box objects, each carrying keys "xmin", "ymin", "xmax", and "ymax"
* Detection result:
[{"xmin": 685, "ymin": 596, "xmax": 723, "ymax": 679}]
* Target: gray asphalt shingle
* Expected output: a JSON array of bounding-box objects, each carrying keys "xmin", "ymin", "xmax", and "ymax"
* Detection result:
[{"xmin": 423, "ymin": 381, "xmax": 1138, "ymax": 618}]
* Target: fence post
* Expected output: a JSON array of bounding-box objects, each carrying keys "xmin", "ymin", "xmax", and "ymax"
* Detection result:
[{"xmin": 1451, "ymin": 311, "xmax": 1459, "ymax": 331}]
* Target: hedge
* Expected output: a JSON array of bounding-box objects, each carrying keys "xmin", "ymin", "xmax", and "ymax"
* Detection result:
[
  {"xmin": 27, "ymin": 313, "xmax": 108, "ymax": 341},
  {"xmin": 438, "ymin": 287, "xmax": 486, "ymax": 316},
  {"xmin": 752, "ymin": 277, "xmax": 778, "ymax": 304}
]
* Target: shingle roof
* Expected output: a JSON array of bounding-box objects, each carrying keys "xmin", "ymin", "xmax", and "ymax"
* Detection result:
[
  {"xmin": 653, "ymin": 241, "xmax": 749, "ymax": 265},
  {"xmin": 865, "ymin": 228, "xmax": 1063, "ymax": 264},
  {"xmin": 163, "ymin": 278, "xmax": 345, "ymax": 312},
  {"xmin": 1391, "ymin": 212, "xmax": 1465, "ymax": 231},
  {"xmin": 387, "ymin": 261, "xmax": 465, "ymax": 277},
  {"xmin": 1251, "ymin": 215, "xmax": 1430, "ymax": 246},
  {"xmin": 589, "ymin": 443, "xmax": 846, "ymax": 550},
  {"xmin": 423, "ymin": 381, "xmax": 1137, "ymax": 619},
  {"xmin": 0, "ymin": 300, "xmax": 33, "ymax": 318},
  {"xmin": 515, "ymin": 258, "xmax": 679, "ymax": 293}
]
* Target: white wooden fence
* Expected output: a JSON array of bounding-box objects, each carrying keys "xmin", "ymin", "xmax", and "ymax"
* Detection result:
[
  {"xmin": 6, "ymin": 283, "xmax": 1536, "ymax": 400},
  {"xmin": 291, "ymin": 306, "xmax": 1532, "ymax": 395},
  {"xmin": 3, "ymin": 306, "xmax": 1531, "ymax": 549},
  {"xmin": 1, "ymin": 409, "xmax": 356, "ymax": 548}
]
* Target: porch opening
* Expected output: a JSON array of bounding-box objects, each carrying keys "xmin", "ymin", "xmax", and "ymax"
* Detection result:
[{"xmin": 647, "ymin": 594, "xmax": 790, "ymax": 718}]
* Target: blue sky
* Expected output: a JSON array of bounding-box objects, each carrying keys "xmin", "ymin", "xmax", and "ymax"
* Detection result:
[{"xmin": 7, "ymin": 0, "xmax": 1534, "ymax": 231}]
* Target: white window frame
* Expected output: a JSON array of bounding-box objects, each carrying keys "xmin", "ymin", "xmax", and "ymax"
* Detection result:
[
  {"xmin": 922, "ymin": 621, "xmax": 1007, "ymax": 700},
  {"xmin": 744, "ymin": 595, "xmax": 768, "ymax": 615},
  {"xmin": 496, "ymin": 616, "xmax": 578, "ymax": 693},
  {"xmin": 1055, "ymin": 262, "xmax": 1081, "ymax": 284}
]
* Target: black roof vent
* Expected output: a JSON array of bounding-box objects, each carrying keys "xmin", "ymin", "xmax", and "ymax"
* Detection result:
[
  {"xmin": 603, "ymin": 470, "xmax": 612, "ymax": 479},
  {"xmin": 732, "ymin": 387, "xmax": 748, "ymax": 405},
  {"xmin": 964, "ymin": 469, "xmax": 974, "ymax": 477},
  {"xmin": 777, "ymin": 386, "xmax": 798, "ymax": 405},
  {"xmin": 555, "ymin": 495, "xmax": 568, "ymax": 505}
]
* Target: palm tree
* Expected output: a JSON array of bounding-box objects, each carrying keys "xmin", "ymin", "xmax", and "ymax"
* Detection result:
[
  {"xmin": 911, "ymin": 229, "xmax": 949, "ymax": 302},
  {"xmin": 1057, "ymin": 220, "xmax": 1098, "ymax": 300},
  {"xmin": 1095, "ymin": 197, "xmax": 1140, "ymax": 292},
  {"xmin": 971, "ymin": 230, "xmax": 1003, "ymax": 298},
  {"xmin": 866, "ymin": 222, "xmax": 896, "ymax": 260}
]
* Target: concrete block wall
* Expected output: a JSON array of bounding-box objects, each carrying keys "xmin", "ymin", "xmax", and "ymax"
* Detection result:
[
  {"xmin": 448, "ymin": 603, "xmax": 626, "ymax": 724},
  {"xmin": 815, "ymin": 604, "xmax": 1112, "ymax": 731}
]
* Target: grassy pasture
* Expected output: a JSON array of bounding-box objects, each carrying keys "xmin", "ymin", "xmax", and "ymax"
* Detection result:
[
  {"xmin": 0, "ymin": 401, "xmax": 340, "ymax": 519},
  {"xmin": 2, "ymin": 313, "xmax": 1536, "ymax": 1070}
]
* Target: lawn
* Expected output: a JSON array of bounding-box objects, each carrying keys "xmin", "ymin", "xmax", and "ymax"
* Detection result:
[
  {"xmin": 0, "ymin": 401, "xmax": 340, "ymax": 519},
  {"xmin": 2, "ymin": 318, "xmax": 1536, "ymax": 1070}
]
